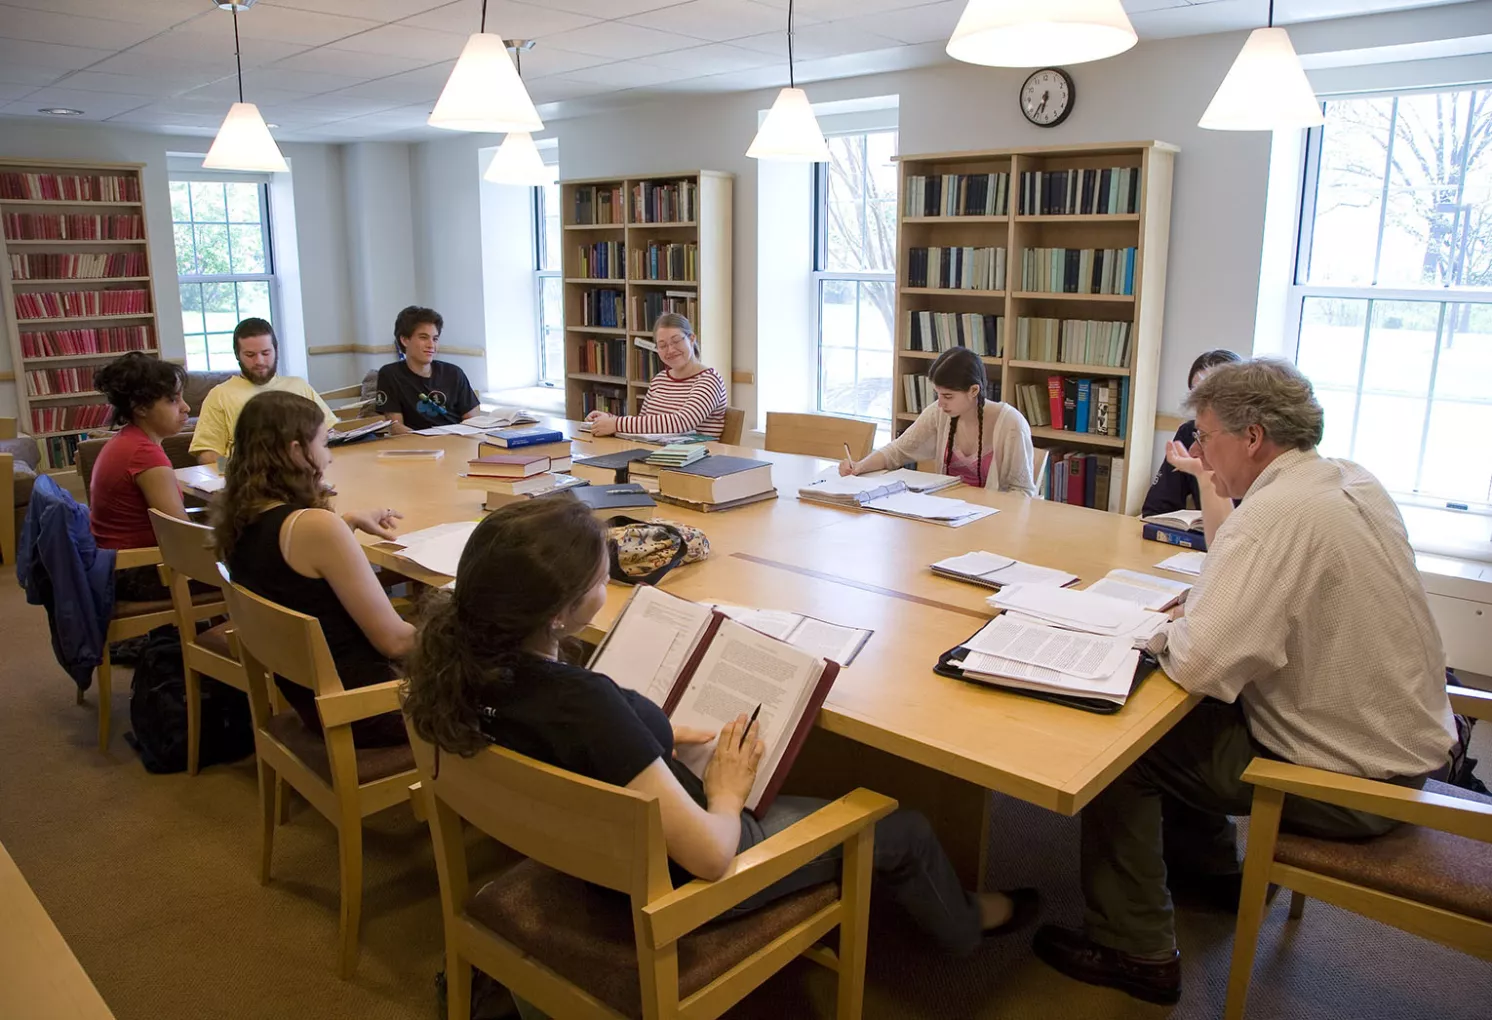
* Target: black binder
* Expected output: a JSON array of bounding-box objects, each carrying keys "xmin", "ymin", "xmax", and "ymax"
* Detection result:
[{"xmin": 934, "ymin": 625, "xmax": 1160, "ymax": 715}]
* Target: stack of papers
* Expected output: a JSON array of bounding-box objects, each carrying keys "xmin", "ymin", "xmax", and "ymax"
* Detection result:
[
  {"xmin": 953, "ymin": 616, "xmax": 1141, "ymax": 706},
  {"xmin": 1085, "ymin": 569, "xmax": 1191, "ymax": 611},
  {"xmin": 706, "ymin": 604, "xmax": 873, "ymax": 665},
  {"xmin": 327, "ymin": 418, "xmax": 393, "ymax": 444},
  {"xmin": 932, "ymin": 550, "xmax": 1078, "ymax": 589},
  {"xmin": 413, "ymin": 422, "xmax": 487, "ymax": 437},
  {"xmin": 799, "ymin": 477, "xmax": 998, "ymax": 528},
  {"xmin": 389, "ymin": 521, "xmax": 479, "ymax": 578},
  {"xmin": 1156, "ymin": 551, "xmax": 1206, "ymax": 576},
  {"xmin": 989, "ymin": 583, "xmax": 1167, "ymax": 647},
  {"xmin": 646, "ymin": 442, "xmax": 709, "ymax": 467}
]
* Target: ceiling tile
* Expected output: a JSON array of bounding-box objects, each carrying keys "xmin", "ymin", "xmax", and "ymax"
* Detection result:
[
  {"xmin": 508, "ymin": 46, "xmax": 612, "ymax": 77},
  {"xmin": 0, "ymin": 82, "xmax": 39, "ymax": 102},
  {"xmin": 0, "ymin": 5, "xmax": 178, "ymax": 50},
  {"xmin": 835, "ymin": 0, "xmax": 964, "ymax": 45},
  {"xmin": 46, "ymin": 70, "xmax": 212, "ymax": 99},
  {"xmin": 7, "ymin": 87, "xmax": 155, "ymax": 119},
  {"xmin": 401, "ymin": 0, "xmax": 600, "ymax": 38},
  {"xmin": 266, "ymin": 47, "xmax": 437, "ymax": 77},
  {"xmin": 314, "ymin": 61, "xmax": 458, "ymax": 103},
  {"xmin": 559, "ymin": 61, "xmax": 705, "ymax": 89},
  {"xmin": 732, "ymin": 22, "xmax": 903, "ymax": 60},
  {"xmin": 623, "ymin": 1, "xmax": 800, "ymax": 43},
  {"xmin": 235, "ymin": 67, "xmax": 372, "ymax": 96},
  {"xmin": 752, "ymin": 0, "xmax": 949, "ymax": 16},
  {"xmin": 260, "ymin": 0, "xmax": 452, "ymax": 20},
  {"xmin": 0, "ymin": 64, "xmax": 68, "ymax": 87},
  {"xmin": 173, "ymin": 5, "xmax": 385, "ymax": 48},
  {"xmin": 526, "ymin": 77, "xmax": 609, "ymax": 103},
  {"xmin": 520, "ymin": 0, "xmax": 692, "ymax": 16},
  {"xmin": 107, "ymin": 106, "xmax": 223, "ymax": 130},
  {"xmin": 123, "ymin": 29, "xmax": 311, "ymax": 68},
  {"xmin": 0, "ymin": 0, "xmax": 210, "ymax": 24},
  {"xmin": 540, "ymin": 22, "xmax": 704, "ymax": 59},
  {"xmin": 84, "ymin": 52, "xmax": 230, "ymax": 86},
  {"xmin": 643, "ymin": 42, "xmax": 780, "ymax": 75},
  {"xmin": 651, "ymin": 64, "xmax": 786, "ymax": 92},
  {"xmin": 323, "ymin": 23, "xmax": 468, "ymax": 60},
  {"xmin": 0, "ymin": 38, "xmax": 113, "ymax": 72}
]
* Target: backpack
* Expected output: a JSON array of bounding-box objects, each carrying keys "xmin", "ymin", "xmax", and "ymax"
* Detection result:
[
  {"xmin": 125, "ymin": 626, "xmax": 256, "ymax": 774},
  {"xmin": 606, "ymin": 518, "xmax": 709, "ymax": 586}
]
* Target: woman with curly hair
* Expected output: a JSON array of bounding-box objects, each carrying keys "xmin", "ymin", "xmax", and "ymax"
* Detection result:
[{"xmin": 212, "ymin": 390, "xmax": 413, "ymax": 745}]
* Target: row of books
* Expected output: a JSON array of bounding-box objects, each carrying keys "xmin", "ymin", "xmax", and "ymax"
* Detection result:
[
  {"xmin": 634, "ymin": 290, "xmax": 695, "ymax": 332},
  {"xmin": 572, "ymin": 185, "xmax": 625, "ymax": 226},
  {"xmin": 577, "ymin": 241, "xmax": 625, "ymax": 280},
  {"xmin": 20, "ymin": 326, "xmax": 153, "ymax": 357},
  {"xmin": 907, "ymin": 246, "xmax": 1007, "ymax": 291},
  {"xmin": 631, "ymin": 242, "xmax": 697, "ymax": 282},
  {"xmin": 43, "ymin": 433, "xmax": 88, "ymax": 468},
  {"xmin": 1011, "ymin": 375, "xmax": 1128, "ymax": 437},
  {"xmin": 577, "ymin": 337, "xmax": 626, "ymax": 377},
  {"xmin": 580, "ymin": 288, "xmax": 625, "ymax": 329},
  {"xmin": 31, "ymin": 402, "xmax": 112, "ymax": 434},
  {"xmin": 1044, "ymin": 452, "xmax": 1125, "ymax": 512},
  {"xmin": 0, "ymin": 172, "xmax": 140, "ymax": 203},
  {"xmin": 26, "ymin": 367, "xmax": 99, "ymax": 397},
  {"xmin": 581, "ymin": 383, "xmax": 626, "ymax": 416},
  {"xmin": 904, "ymin": 173, "xmax": 1010, "ymax": 217},
  {"xmin": 1018, "ymin": 167, "xmax": 1140, "ymax": 216},
  {"xmin": 1020, "ymin": 247, "xmax": 1136, "ymax": 296},
  {"xmin": 906, "ymin": 311, "xmax": 1003, "ymax": 356},
  {"xmin": 635, "ymin": 338, "xmax": 665, "ymax": 378},
  {"xmin": 10, "ymin": 252, "xmax": 147, "ymax": 280},
  {"xmin": 632, "ymin": 179, "xmax": 697, "ymax": 223},
  {"xmin": 905, "ymin": 375, "xmax": 1001, "ymax": 414},
  {"xmin": 3, "ymin": 213, "xmax": 145, "ymax": 240},
  {"xmin": 1013, "ymin": 317, "xmax": 1132, "ymax": 367},
  {"xmin": 15, "ymin": 288, "xmax": 150, "ymax": 320}
]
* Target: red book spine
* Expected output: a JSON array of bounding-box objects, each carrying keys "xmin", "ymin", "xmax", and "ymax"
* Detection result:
[{"xmin": 1046, "ymin": 374, "xmax": 1065, "ymax": 431}]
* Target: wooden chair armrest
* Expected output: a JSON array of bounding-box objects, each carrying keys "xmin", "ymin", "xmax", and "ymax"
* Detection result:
[
  {"xmin": 640, "ymin": 788, "xmax": 897, "ymax": 947},
  {"xmin": 0, "ymin": 417, "xmax": 16, "ymax": 440},
  {"xmin": 318, "ymin": 384, "xmax": 365, "ymax": 400},
  {"xmin": 1243, "ymin": 758, "xmax": 1492, "ymax": 844},
  {"xmin": 1448, "ymin": 684, "xmax": 1492, "ymax": 722},
  {"xmin": 114, "ymin": 546, "xmax": 163, "ymax": 570},
  {"xmin": 315, "ymin": 678, "xmax": 405, "ymax": 729}
]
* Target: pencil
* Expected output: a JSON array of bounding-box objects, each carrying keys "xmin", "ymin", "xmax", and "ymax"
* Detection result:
[
  {"xmin": 739, "ymin": 703, "xmax": 762, "ymax": 749},
  {"xmin": 842, "ymin": 442, "xmax": 853, "ymax": 463}
]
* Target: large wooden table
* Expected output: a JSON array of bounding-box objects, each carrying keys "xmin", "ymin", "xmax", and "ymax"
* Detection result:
[{"xmin": 321, "ymin": 420, "xmax": 1199, "ymax": 885}]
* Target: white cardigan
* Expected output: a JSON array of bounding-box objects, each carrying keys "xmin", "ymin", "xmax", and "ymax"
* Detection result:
[{"xmin": 878, "ymin": 400, "xmax": 1037, "ymax": 496}]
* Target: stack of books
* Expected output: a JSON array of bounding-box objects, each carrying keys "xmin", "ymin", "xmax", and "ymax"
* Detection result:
[
  {"xmin": 657, "ymin": 455, "xmax": 776, "ymax": 512},
  {"xmin": 460, "ymin": 451, "xmax": 589, "ymax": 509},
  {"xmin": 481, "ymin": 429, "xmax": 574, "ymax": 469},
  {"xmin": 1141, "ymin": 510, "xmax": 1206, "ymax": 551},
  {"xmin": 646, "ymin": 442, "xmax": 709, "ymax": 468}
]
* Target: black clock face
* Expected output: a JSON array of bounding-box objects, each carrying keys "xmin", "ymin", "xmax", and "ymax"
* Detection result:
[{"xmin": 1021, "ymin": 68, "xmax": 1074, "ymax": 128}]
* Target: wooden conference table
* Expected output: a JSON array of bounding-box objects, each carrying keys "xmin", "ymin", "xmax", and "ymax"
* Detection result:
[{"xmin": 310, "ymin": 419, "xmax": 1199, "ymax": 885}]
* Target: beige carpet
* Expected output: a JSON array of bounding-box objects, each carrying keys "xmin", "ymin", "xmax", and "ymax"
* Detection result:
[{"xmin": 1, "ymin": 563, "xmax": 1488, "ymax": 1020}]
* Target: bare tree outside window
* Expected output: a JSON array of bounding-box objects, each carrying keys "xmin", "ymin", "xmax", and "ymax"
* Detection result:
[{"xmin": 172, "ymin": 178, "xmax": 275, "ymax": 372}]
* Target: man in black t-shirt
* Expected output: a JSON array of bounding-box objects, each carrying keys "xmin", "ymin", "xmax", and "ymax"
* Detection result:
[{"xmin": 375, "ymin": 305, "xmax": 480, "ymax": 433}]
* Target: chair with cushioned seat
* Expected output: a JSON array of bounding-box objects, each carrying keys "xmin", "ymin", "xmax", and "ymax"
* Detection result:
[
  {"xmin": 1225, "ymin": 684, "xmax": 1492, "ymax": 1019},
  {"xmin": 148, "ymin": 510, "xmax": 245, "ymax": 775},
  {"xmin": 407, "ymin": 729, "xmax": 896, "ymax": 1020},
  {"xmin": 217, "ymin": 570, "xmax": 415, "ymax": 979}
]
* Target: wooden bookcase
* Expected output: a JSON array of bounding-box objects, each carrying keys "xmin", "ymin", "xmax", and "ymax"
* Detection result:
[
  {"xmin": 558, "ymin": 170, "xmax": 732, "ymax": 421},
  {"xmin": 0, "ymin": 158, "xmax": 160, "ymax": 471},
  {"xmin": 893, "ymin": 141, "xmax": 1176, "ymax": 515}
]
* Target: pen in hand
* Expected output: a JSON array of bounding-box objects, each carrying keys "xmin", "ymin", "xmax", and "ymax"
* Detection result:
[
  {"xmin": 842, "ymin": 442, "xmax": 853, "ymax": 466},
  {"xmin": 739, "ymin": 703, "xmax": 762, "ymax": 749}
]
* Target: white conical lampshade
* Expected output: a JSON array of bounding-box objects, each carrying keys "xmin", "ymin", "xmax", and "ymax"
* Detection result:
[
  {"xmin": 1200, "ymin": 27, "xmax": 1324, "ymax": 131},
  {"xmin": 484, "ymin": 132, "xmax": 549, "ymax": 185},
  {"xmin": 429, "ymin": 32, "xmax": 543, "ymax": 133},
  {"xmin": 746, "ymin": 87, "xmax": 829, "ymax": 162},
  {"xmin": 946, "ymin": 0, "xmax": 1136, "ymax": 67},
  {"xmin": 203, "ymin": 102, "xmax": 288, "ymax": 172}
]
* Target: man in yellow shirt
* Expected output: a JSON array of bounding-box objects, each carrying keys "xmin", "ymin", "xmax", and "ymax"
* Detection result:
[{"xmin": 190, "ymin": 318, "xmax": 336, "ymax": 464}]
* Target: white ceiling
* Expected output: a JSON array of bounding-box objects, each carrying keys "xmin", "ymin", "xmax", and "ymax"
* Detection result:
[{"xmin": 0, "ymin": 0, "xmax": 1476, "ymax": 142}]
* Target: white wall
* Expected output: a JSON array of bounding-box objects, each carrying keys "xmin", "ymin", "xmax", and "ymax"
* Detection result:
[
  {"xmin": 476, "ymin": 146, "xmax": 541, "ymax": 392},
  {"xmin": 342, "ymin": 142, "xmax": 417, "ymax": 381}
]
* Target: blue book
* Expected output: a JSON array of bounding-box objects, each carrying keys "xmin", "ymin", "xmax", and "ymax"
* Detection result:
[
  {"xmin": 1118, "ymin": 376, "xmax": 1130, "ymax": 439},
  {"xmin": 489, "ymin": 427, "xmax": 564, "ymax": 449},
  {"xmin": 1143, "ymin": 522, "xmax": 1207, "ymax": 552},
  {"xmin": 1075, "ymin": 378, "xmax": 1091, "ymax": 433},
  {"xmin": 1125, "ymin": 248, "xmax": 1136, "ymax": 295}
]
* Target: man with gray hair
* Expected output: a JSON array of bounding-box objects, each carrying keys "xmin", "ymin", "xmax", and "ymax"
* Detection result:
[{"xmin": 1034, "ymin": 357, "xmax": 1455, "ymax": 1005}]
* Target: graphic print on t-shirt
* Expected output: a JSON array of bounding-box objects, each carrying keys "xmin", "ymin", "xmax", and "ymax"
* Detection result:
[{"xmin": 416, "ymin": 389, "xmax": 457, "ymax": 425}]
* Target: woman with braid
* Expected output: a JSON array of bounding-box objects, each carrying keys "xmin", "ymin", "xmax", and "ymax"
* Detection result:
[{"xmin": 840, "ymin": 347, "xmax": 1036, "ymax": 495}]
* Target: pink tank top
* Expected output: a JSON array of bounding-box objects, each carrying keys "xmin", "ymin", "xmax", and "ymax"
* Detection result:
[{"xmin": 946, "ymin": 447, "xmax": 994, "ymax": 488}]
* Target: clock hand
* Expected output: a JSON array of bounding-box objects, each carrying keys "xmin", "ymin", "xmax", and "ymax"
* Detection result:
[{"xmin": 1036, "ymin": 90, "xmax": 1049, "ymax": 115}]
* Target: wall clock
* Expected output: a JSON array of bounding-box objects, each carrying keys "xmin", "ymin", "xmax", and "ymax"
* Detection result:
[{"xmin": 1021, "ymin": 68, "xmax": 1074, "ymax": 128}]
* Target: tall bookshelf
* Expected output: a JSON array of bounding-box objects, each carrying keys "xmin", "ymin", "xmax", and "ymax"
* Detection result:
[
  {"xmin": 893, "ymin": 141, "xmax": 1176, "ymax": 515},
  {"xmin": 0, "ymin": 158, "xmax": 160, "ymax": 471},
  {"xmin": 559, "ymin": 171, "xmax": 732, "ymax": 420}
]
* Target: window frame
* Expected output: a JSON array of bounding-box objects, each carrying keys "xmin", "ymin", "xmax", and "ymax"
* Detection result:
[
  {"xmin": 1288, "ymin": 86, "xmax": 1492, "ymax": 514},
  {"xmin": 532, "ymin": 164, "xmax": 563, "ymax": 388}
]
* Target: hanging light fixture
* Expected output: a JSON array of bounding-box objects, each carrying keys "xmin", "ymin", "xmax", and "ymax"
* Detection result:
[
  {"xmin": 1199, "ymin": 1, "xmax": 1323, "ymax": 131},
  {"xmin": 203, "ymin": 4, "xmax": 287, "ymax": 172},
  {"xmin": 946, "ymin": 0, "xmax": 1137, "ymax": 67},
  {"xmin": 429, "ymin": 1, "xmax": 543, "ymax": 133},
  {"xmin": 746, "ymin": 0, "xmax": 828, "ymax": 162},
  {"xmin": 484, "ymin": 42, "xmax": 550, "ymax": 186}
]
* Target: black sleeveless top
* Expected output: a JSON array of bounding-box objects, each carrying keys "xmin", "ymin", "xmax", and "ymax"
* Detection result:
[{"xmin": 228, "ymin": 504, "xmax": 401, "ymax": 741}]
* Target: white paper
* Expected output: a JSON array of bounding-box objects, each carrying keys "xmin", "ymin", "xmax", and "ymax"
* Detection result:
[
  {"xmin": 867, "ymin": 491, "xmax": 997, "ymax": 525},
  {"xmin": 1085, "ymin": 578, "xmax": 1179, "ymax": 612},
  {"xmin": 785, "ymin": 617, "xmax": 870, "ymax": 666},
  {"xmin": 1107, "ymin": 569, "xmax": 1192, "ymax": 595},
  {"xmin": 414, "ymin": 422, "xmax": 485, "ymax": 436},
  {"xmin": 965, "ymin": 616, "xmax": 1130, "ymax": 680},
  {"xmin": 394, "ymin": 520, "xmax": 479, "ymax": 577},
  {"xmin": 959, "ymin": 647, "xmax": 1139, "ymax": 704},
  {"xmin": 174, "ymin": 466, "xmax": 224, "ymax": 493},
  {"xmin": 986, "ymin": 561, "xmax": 1079, "ymax": 587},
  {"xmin": 871, "ymin": 468, "xmax": 960, "ymax": 493},
  {"xmin": 800, "ymin": 475, "xmax": 906, "ymax": 500},
  {"xmin": 1156, "ymin": 551, "xmax": 1207, "ymax": 576},
  {"xmin": 590, "ymin": 615, "xmax": 676, "ymax": 705},
  {"xmin": 990, "ymin": 584, "xmax": 1150, "ymax": 635},
  {"xmin": 592, "ymin": 586, "xmax": 714, "ymax": 707},
  {"xmin": 711, "ymin": 604, "xmax": 801, "ymax": 641},
  {"xmin": 934, "ymin": 551, "xmax": 1016, "ymax": 576}
]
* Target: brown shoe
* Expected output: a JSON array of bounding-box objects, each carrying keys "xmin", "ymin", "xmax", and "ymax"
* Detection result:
[{"xmin": 1032, "ymin": 924, "xmax": 1181, "ymax": 1005}]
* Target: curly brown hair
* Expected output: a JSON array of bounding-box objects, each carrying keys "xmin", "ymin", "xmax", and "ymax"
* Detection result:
[
  {"xmin": 403, "ymin": 498, "xmax": 608, "ymax": 756},
  {"xmin": 212, "ymin": 391, "xmax": 330, "ymax": 562}
]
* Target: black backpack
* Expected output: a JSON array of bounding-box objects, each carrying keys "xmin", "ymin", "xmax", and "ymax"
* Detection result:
[{"xmin": 125, "ymin": 626, "xmax": 256, "ymax": 774}]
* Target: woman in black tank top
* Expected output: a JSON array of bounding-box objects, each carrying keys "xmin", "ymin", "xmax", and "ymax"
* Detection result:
[{"xmin": 213, "ymin": 391, "xmax": 415, "ymax": 746}]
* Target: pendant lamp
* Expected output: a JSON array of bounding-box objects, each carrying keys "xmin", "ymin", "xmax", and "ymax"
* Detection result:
[
  {"xmin": 746, "ymin": 0, "xmax": 829, "ymax": 162},
  {"xmin": 1199, "ymin": 2, "xmax": 1323, "ymax": 131},
  {"xmin": 429, "ymin": 1, "xmax": 543, "ymax": 133},
  {"xmin": 484, "ymin": 44, "xmax": 551, "ymax": 185},
  {"xmin": 203, "ymin": 5, "xmax": 287, "ymax": 172},
  {"xmin": 946, "ymin": 0, "xmax": 1137, "ymax": 68}
]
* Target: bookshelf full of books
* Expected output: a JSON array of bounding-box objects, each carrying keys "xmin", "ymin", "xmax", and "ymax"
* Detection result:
[
  {"xmin": 560, "ymin": 171, "xmax": 732, "ymax": 420},
  {"xmin": 894, "ymin": 142, "xmax": 1175, "ymax": 514},
  {"xmin": 0, "ymin": 159, "xmax": 160, "ymax": 471}
]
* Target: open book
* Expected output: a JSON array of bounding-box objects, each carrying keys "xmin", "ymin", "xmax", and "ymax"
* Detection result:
[
  {"xmin": 590, "ymin": 586, "xmax": 840, "ymax": 815},
  {"xmin": 705, "ymin": 604, "xmax": 872, "ymax": 665},
  {"xmin": 1142, "ymin": 509, "xmax": 1203, "ymax": 532},
  {"xmin": 1084, "ymin": 569, "xmax": 1191, "ymax": 611},
  {"xmin": 799, "ymin": 476, "xmax": 997, "ymax": 528}
]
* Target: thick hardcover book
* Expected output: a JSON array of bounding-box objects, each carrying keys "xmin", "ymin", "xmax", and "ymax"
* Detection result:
[
  {"xmin": 571, "ymin": 447, "xmax": 654, "ymax": 485},
  {"xmin": 1093, "ymin": 455, "xmax": 1112, "ymax": 511},
  {"xmin": 1142, "ymin": 522, "xmax": 1207, "ymax": 551},
  {"xmin": 1084, "ymin": 454, "xmax": 1098, "ymax": 509},
  {"xmin": 1062, "ymin": 377, "xmax": 1078, "ymax": 431},
  {"xmin": 659, "ymin": 455, "xmax": 773, "ymax": 505},
  {"xmin": 1066, "ymin": 455, "xmax": 1086, "ymax": 507},
  {"xmin": 1075, "ymin": 378, "xmax": 1091, "ymax": 434},
  {"xmin": 1047, "ymin": 375, "xmax": 1065, "ymax": 430},
  {"xmin": 488, "ymin": 427, "xmax": 564, "ymax": 449},
  {"xmin": 569, "ymin": 482, "xmax": 656, "ymax": 520},
  {"xmin": 467, "ymin": 453, "xmax": 549, "ymax": 478},
  {"xmin": 654, "ymin": 489, "xmax": 779, "ymax": 513}
]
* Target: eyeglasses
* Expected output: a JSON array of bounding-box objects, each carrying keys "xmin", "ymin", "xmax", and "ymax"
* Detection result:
[{"xmin": 1193, "ymin": 427, "xmax": 1229, "ymax": 448}]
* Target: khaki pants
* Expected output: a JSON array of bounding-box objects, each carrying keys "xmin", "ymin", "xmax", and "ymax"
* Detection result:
[{"xmin": 1081, "ymin": 700, "xmax": 1413, "ymax": 955}]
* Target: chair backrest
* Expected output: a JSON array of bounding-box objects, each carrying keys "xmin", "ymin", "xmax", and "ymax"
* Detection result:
[
  {"xmin": 719, "ymin": 406, "xmax": 746, "ymax": 446},
  {"xmin": 764, "ymin": 412, "xmax": 876, "ymax": 461},
  {"xmin": 149, "ymin": 509, "xmax": 223, "ymax": 587},
  {"xmin": 410, "ymin": 731, "xmax": 672, "ymax": 904},
  {"xmin": 217, "ymin": 570, "xmax": 344, "ymax": 699},
  {"xmin": 0, "ymin": 417, "xmax": 15, "ymax": 440},
  {"xmin": 74, "ymin": 437, "xmax": 109, "ymax": 503},
  {"xmin": 1032, "ymin": 447, "xmax": 1051, "ymax": 498}
]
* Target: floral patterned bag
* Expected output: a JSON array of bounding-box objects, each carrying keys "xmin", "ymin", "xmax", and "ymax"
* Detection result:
[{"xmin": 606, "ymin": 518, "xmax": 710, "ymax": 585}]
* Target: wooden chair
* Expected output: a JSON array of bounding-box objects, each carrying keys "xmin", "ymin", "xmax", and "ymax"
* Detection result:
[
  {"xmin": 321, "ymin": 373, "xmax": 377, "ymax": 422},
  {"xmin": 95, "ymin": 547, "xmax": 177, "ymax": 752},
  {"xmin": 764, "ymin": 413, "xmax": 876, "ymax": 463},
  {"xmin": 148, "ymin": 509, "xmax": 245, "ymax": 775},
  {"xmin": 408, "ymin": 730, "xmax": 896, "ymax": 1020},
  {"xmin": 73, "ymin": 436, "xmax": 108, "ymax": 504},
  {"xmin": 217, "ymin": 572, "xmax": 415, "ymax": 979},
  {"xmin": 0, "ymin": 416, "xmax": 16, "ymax": 565},
  {"xmin": 1225, "ymin": 684, "xmax": 1492, "ymax": 1019},
  {"xmin": 719, "ymin": 407, "xmax": 746, "ymax": 446},
  {"xmin": 1031, "ymin": 447, "xmax": 1051, "ymax": 499}
]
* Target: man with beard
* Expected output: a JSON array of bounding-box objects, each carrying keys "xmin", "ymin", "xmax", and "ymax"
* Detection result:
[{"xmin": 191, "ymin": 317, "xmax": 336, "ymax": 464}]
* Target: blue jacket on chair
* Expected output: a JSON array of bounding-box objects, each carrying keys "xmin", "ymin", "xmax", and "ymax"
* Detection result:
[{"xmin": 17, "ymin": 474, "xmax": 116, "ymax": 691}]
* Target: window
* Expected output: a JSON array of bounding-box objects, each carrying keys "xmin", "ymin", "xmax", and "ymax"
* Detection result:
[
  {"xmin": 815, "ymin": 130, "xmax": 898, "ymax": 421},
  {"xmin": 1293, "ymin": 87, "xmax": 1492, "ymax": 508},
  {"xmin": 171, "ymin": 178, "xmax": 275, "ymax": 372},
  {"xmin": 535, "ymin": 163, "xmax": 563, "ymax": 386}
]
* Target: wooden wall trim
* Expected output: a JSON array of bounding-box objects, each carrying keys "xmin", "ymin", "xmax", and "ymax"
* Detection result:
[
  {"xmin": 731, "ymin": 370, "xmax": 754, "ymax": 385},
  {"xmin": 308, "ymin": 344, "xmax": 485, "ymax": 358},
  {"xmin": 307, "ymin": 344, "xmax": 354, "ymax": 356},
  {"xmin": 1155, "ymin": 413, "xmax": 1185, "ymax": 436},
  {"xmin": 0, "ymin": 371, "xmax": 13, "ymax": 382}
]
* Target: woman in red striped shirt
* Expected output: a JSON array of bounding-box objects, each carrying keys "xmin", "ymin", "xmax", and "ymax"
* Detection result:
[{"xmin": 586, "ymin": 313, "xmax": 726, "ymax": 438}]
